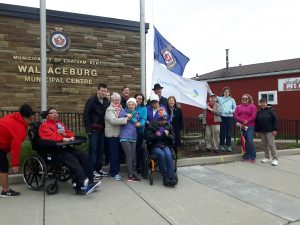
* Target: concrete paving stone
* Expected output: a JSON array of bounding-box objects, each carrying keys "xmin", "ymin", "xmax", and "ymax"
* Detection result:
[
  {"xmin": 206, "ymin": 157, "xmax": 300, "ymax": 198},
  {"xmin": 180, "ymin": 165, "xmax": 300, "ymax": 222},
  {"xmin": 131, "ymin": 172, "xmax": 286, "ymax": 225}
]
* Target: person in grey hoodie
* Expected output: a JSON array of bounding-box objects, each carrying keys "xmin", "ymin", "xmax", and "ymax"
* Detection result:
[{"xmin": 216, "ymin": 87, "xmax": 236, "ymax": 152}]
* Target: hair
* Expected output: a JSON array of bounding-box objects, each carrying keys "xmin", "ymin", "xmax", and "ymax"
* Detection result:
[
  {"xmin": 221, "ymin": 86, "xmax": 231, "ymax": 96},
  {"xmin": 97, "ymin": 83, "xmax": 107, "ymax": 90},
  {"xmin": 40, "ymin": 107, "xmax": 56, "ymax": 119},
  {"xmin": 134, "ymin": 93, "xmax": 145, "ymax": 106},
  {"xmin": 110, "ymin": 92, "xmax": 121, "ymax": 100},
  {"xmin": 242, "ymin": 93, "xmax": 254, "ymax": 104},
  {"xmin": 19, "ymin": 104, "xmax": 35, "ymax": 118},
  {"xmin": 167, "ymin": 96, "xmax": 177, "ymax": 107}
]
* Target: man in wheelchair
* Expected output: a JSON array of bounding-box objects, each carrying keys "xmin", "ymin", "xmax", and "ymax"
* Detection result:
[
  {"xmin": 145, "ymin": 109, "xmax": 178, "ymax": 187},
  {"xmin": 38, "ymin": 108, "xmax": 100, "ymax": 195}
]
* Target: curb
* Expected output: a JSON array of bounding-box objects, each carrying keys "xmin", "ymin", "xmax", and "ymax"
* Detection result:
[{"xmin": 9, "ymin": 148, "xmax": 300, "ymax": 185}]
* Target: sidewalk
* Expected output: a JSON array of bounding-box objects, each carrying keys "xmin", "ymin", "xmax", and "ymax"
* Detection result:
[{"xmin": 2, "ymin": 149, "xmax": 300, "ymax": 225}]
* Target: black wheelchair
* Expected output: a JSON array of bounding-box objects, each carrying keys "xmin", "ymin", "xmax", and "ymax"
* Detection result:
[
  {"xmin": 141, "ymin": 140, "xmax": 178, "ymax": 185},
  {"xmin": 22, "ymin": 122, "xmax": 86, "ymax": 195}
]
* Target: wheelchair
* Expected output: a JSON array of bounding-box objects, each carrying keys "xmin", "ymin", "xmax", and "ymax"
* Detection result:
[
  {"xmin": 141, "ymin": 140, "xmax": 178, "ymax": 185},
  {"xmin": 22, "ymin": 122, "xmax": 86, "ymax": 195}
]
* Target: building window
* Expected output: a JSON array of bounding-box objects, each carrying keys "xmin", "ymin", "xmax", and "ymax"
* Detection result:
[{"xmin": 258, "ymin": 91, "xmax": 278, "ymax": 105}]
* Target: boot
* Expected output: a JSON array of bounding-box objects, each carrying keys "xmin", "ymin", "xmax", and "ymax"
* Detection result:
[{"xmin": 163, "ymin": 176, "xmax": 170, "ymax": 186}]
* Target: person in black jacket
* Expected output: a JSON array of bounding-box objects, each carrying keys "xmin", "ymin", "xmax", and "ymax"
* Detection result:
[
  {"xmin": 166, "ymin": 96, "xmax": 183, "ymax": 156},
  {"xmin": 255, "ymin": 98, "xmax": 279, "ymax": 166},
  {"xmin": 84, "ymin": 83, "xmax": 110, "ymax": 178},
  {"xmin": 146, "ymin": 108, "xmax": 177, "ymax": 187}
]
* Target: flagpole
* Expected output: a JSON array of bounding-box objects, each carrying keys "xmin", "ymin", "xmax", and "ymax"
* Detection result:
[
  {"xmin": 140, "ymin": 0, "xmax": 146, "ymax": 96},
  {"xmin": 40, "ymin": 0, "xmax": 47, "ymax": 111}
]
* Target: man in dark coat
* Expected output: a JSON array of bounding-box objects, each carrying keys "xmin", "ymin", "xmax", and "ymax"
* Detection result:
[{"xmin": 147, "ymin": 83, "xmax": 168, "ymax": 107}]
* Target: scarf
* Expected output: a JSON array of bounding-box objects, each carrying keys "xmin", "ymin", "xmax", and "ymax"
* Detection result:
[
  {"xmin": 111, "ymin": 102, "xmax": 122, "ymax": 117},
  {"xmin": 125, "ymin": 108, "xmax": 138, "ymax": 123}
]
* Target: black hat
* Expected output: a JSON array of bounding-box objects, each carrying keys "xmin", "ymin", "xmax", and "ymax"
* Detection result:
[{"xmin": 152, "ymin": 83, "xmax": 164, "ymax": 90}]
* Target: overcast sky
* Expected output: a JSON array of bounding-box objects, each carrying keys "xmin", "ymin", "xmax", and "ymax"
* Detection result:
[{"xmin": 1, "ymin": 0, "xmax": 300, "ymax": 82}]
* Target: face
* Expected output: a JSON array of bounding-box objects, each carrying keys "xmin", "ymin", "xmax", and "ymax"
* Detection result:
[
  {"xmin": 97, "ymin": 87, "xmax": 107, "ymax": 98},
  {"xmin": 154, "ymin": 88, "xmax": 162, "ymax": 97},
  {"xmin": 127, "ymin": 102, "xmax": 136, "ymax": 110},
  {"xmin": 47, "ymin": 109, "xmax": 59, "ymax": 122},
  {"xmin": 24, "ymin": 115, "xmax": 35, "ymax": 125},
  {"xmin": 242, "ymin": 95, "xmax": 249, "ymax": 104},
  {"xmin": 259, "ymin": 101, "xmax": 267, "ymax": 109},
  {"xmin": 151, "ymin": 101, "xmax": 159, "ymax": 109},
  {"xmin": 106, "ymin": 92, "xmax": 111, "ymax": 100},
  {"xmin": 135, "ymin": 95, "xmax": 143, "ymax": 106},
  {"xmin": 209, "ymin": 96, "xmax": 216, "ymax": 103},
  {"xmin": 168, "ymin": 98, "xmax": 175, "ymax": 107},
  {"xmin": 122, "ymin": 88, "xmax": 130, "ymax": 97},
  {"xmin": 111, "ymin": 98, "xmax": 120, "ymax": 104},
  {"xmin": 223, "ymin": 89, "xmax": 230, "ymax": 96}
]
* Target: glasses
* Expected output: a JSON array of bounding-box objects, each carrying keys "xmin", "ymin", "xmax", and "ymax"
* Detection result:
[
  {"xmin": 48, "ymin": 111, "xmax": 58, "ymax": 114},
  {"xmin": 242, "ymin": 98, "xmax": 248, "ymax": 100}
]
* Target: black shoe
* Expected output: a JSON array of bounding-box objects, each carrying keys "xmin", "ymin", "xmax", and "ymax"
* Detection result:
[
  {"xmin": 0, "ymin": 188, "xmax": 20, "ymax": 197},
  {"xmin": 163, "ymin": 176, "xmax": 171, "ymax": 186}
]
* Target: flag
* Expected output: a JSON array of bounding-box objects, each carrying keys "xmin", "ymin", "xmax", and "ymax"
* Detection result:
[
  {"xmin": 154, "ymin": 27, "xmax": 190, "ymax": 76},
  {"xmin": 152, "ymin": 61, "xmax": 208, "ymax": 108}
]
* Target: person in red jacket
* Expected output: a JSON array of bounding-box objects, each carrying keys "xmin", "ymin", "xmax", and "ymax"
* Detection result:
[
  {"xmin": 38, "ymin": 108, "xmax": 100, "ymax": 195},
  {"xmin": 0, "ymin": 104, "xmax": 35, "ymax": 197}
]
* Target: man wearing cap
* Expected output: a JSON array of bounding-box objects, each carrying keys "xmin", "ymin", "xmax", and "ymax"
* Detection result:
[
  {"xmin": 147, "ymin": 83, "xmax": 168, "ymax": 107},
  {"xmin": 202, "ymin": 93, "xmax": 222, "ymax": 152},
  {"xmin": 255, "ymin": 98, "xmax": 279, "ymax": 166}
]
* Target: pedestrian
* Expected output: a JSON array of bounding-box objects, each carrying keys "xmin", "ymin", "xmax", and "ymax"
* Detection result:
[
  {"xmin": 202, "ymin": 93, "xmax": 222, "ymax": 152},
  {"xmin": 134, "ymin": 93, "xmax": 147, "ymax": 174},
  {"xmin": 166, "ymin": 96, "xmax": 184, "ymax": 156},
  {"xmin": 147, "ymin": 83, "xmax": 168, "ymax": 107},
  {"xmin": 119, "ymin": 97, "xmax": 141, "ymax": 182},
  {"xmin": 217, "ymin": 87, "xmax": 236, "ymax": 152},
  {"xmin": 255, "ymin": 98, "xmax": 279, "ymax": 166},
  {"xmin": 39, "ymin": 108, "xmax": 101, "ymax": 195},
  {"xmin": 234, "ymin": 94, "xmax": 257, "ymax": 163},
  {"xmin": 84, "ymin": 83, "xmax": 110, "ymax": 179},
  {"xmin": 0, "ymin": 104, "xmax": 35, "ymax": 197},
  {"xmin": 105, "ymin": 92, "xmax": 131, "ymax": 180}
]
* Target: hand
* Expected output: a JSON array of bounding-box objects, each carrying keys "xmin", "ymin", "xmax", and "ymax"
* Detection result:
[
  {"xmin": 156, "ymin": 131, "xmax": 161, "ymax": 136},
  {"xmin": 135, "ymin": 122, "xmax": 141, "ymax": 128},
  {"xmin": 272, "ymin": 131, "xmax": 277, "ymax": 136},
  {"xmin": 207, "ymin": 106, "xmax": 212, "ymax": 111},
  {"xmin": 127, "ymin": 114, "xmax": 133, "ymax": 119},
  {"xmin": 243, "ymin": 120, "xmax": 248, "ymax": 125},
  {"xmin": 164, "ymin": 130, "xmax": 169, "ymax": 136},
  {"xmin": 12, "ymin": 166, "xmax": 19, "ymax": 173}
]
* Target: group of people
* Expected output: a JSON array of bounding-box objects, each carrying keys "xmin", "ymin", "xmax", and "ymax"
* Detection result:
[
  {"xmin": 0, "ymin": 82, "xmax": 184, "ymax": 197},
  {"xmin": 205, "ymin": 86, "xmax": 279, "ymax": 166}
]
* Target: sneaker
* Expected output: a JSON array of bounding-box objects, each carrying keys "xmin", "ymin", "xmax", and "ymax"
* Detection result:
[
  {"xmin": 163, "ymin": 176, "xmax": 171, "ymax": 186},
  {"xmin": 0, "ymin": 188, "xmax": 20, "ymax": 197},
  {"xmin": 98, "ymin": 169, "xmax": 109, "ymax": 177},
  {"xmin": 241, "ymin": 158, "xmax": 249, "ymax": 162},
  {"xmin": 127, "ymin": 174, "xmax": 141, "ymax": 182},
  {"xmin": 250, "ymin": 160, "xmax": 256, "ymax": 164},
  {"xmin": 272, "ymin": 159, "xmax": 279, "ymax": 166},
  {"xmin": 220, "ymin": 145, "xmax": 225, "ymax": 151},
  {"xmin": 261, "ymin": 158, "xmax": 272, "ymax": 163},
  {"xmin": 91, "ymin": 180, "xmax": 101, "ymax": 189},
  {"xmin": 110, "ymin": 174, "xmax": 122, "ymax": 181},
  {"xmin": 93, "ymin": 171, "xmax": 102, "ymax": 180},
  {"xmin": 80, "ymin": 181, "xmax": 100, "ymax": 195},
  {"xmin": 226, "ymin": 146, "xmax": 232, "ymax": 152}
]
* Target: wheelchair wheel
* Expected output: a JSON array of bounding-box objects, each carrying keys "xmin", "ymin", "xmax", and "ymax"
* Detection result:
[
  {"xmin": 46, "ymin": 183, "xmax": 59, "ymax": 195},
  {"xmin": 59, "ymin": 166, "xmax": 72, "ymax": 182},
  {"xmin": 22, "ymin": 155, "xmax": 47, "ymax": 190},
  {"xmin": 149, "ymin": 168, "xmax": 153, "ymax": 185},
  {"xmin": 142, "ymin": 146, "xmax": 149, "ymax": 179}
]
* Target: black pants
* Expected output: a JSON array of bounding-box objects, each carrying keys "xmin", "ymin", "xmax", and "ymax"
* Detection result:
[
  {"xmin": 59, "ymin": 147, "xmax": 93, "ymax": 186},
  {"xmin": 136, "ymin": 132, "xmax": 144, "ymax": 173}
]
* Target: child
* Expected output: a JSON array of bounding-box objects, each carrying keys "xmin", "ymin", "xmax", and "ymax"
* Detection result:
[{"xmin": 119, "ymin": 98, "xmax": 141, "ymax": 182}]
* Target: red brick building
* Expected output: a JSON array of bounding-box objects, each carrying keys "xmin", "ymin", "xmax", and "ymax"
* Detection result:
[{"xmin": 182, "ymin": 58, "xmax": 300, "ymax": 120}]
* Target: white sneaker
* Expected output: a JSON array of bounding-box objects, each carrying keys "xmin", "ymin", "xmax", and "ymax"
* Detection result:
[
  {"xmin": 272, "ymin": 159, "xmax": 279, "ymax": 166},
  {"xmin": 261, "ymin": 158, "xmax": 272, "ymax": 163}
]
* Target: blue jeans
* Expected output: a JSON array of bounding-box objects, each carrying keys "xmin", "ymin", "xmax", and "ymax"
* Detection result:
[
  {"xmin": 243, "ymin": 126, "xmax": 256, "ymax": 160},
  {"xmin": 88, "ymin": 131, "xmax": 104, "ymax": 172},
  {"xmin": 220, "ymin": 116, "xmax": 233, "ymax": 146},
  {"xmin": 151, "ymin": 146, "xmax": 175, "ymax": 179},
  {"xmin": 107, "ymin": 137, "xmax": 120, "ymax": 177}
]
